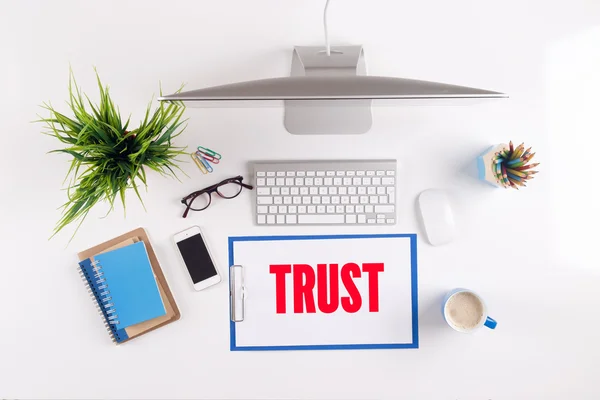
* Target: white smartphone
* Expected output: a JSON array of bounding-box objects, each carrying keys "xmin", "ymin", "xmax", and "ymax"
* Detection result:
[{"xmin": 173, "ymin": 226, "xmax": 221, "ymax": 291}]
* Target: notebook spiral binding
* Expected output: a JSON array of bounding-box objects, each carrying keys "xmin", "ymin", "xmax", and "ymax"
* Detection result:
[{"xmin": 78, "ymin": 260, "xmax": 121, "ymax": 344}]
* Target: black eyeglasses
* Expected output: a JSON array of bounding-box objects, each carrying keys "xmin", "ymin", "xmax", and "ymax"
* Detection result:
[{"xmin": 181, "ymin": 175, "xmax": 254, "ymax": 218}]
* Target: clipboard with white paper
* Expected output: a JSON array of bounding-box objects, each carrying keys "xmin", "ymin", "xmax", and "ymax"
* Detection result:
[{"xmin": 228, "ymin": 234, "xmax": 418, "ymax": 351}]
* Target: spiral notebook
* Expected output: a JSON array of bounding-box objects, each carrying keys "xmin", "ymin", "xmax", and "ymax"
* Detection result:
[{"xmin": 78, "ymin": 228, "xmax": 180, "ymax": 344}]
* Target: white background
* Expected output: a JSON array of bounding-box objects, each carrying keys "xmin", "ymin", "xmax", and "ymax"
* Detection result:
[
  {"xmin": 1, "ymin": 0, "xmax": 599, "ymax": 399},
  {"xmin": 233, "ymin": 236, "xmax": 414, "ymax": 347}
]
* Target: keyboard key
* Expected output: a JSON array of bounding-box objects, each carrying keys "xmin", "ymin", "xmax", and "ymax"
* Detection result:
[
  {"xmin": 286, "ymin": 171, "xmax": 295, "ymax": 176},
  {"xmin": 322, "ymin": 196, "xmax": 330, "ymax": 204},
  {"xmin": 358, "ymin": 187, "xmax": 366, "ymax": 195},
  {"xmin": 312, "ymin": 196, "xmax": 321, "ymax": 204},
  {"xmin": 298, "ymin": 214, "xmax": 345, "ymax": 224},
  {"xmin": 317, "ymin": 205, "xmax": 326, "ymax": 213},
  {"xmin": 365, "ymin": 205, "xmax": 374, "ymax": 213},
  {"xmin": 269, "ymin": 206, "xmax": 278, "ymax": 214},
  {"xmin": 342, "ymin": 177, "xmax": 352, "ymax": 186},
  {"xmin": 353, "ymin": 177, "xmax": 361, "ymax": 185},
  {"xmin": 346, "ymin": 205, "xmax": 355, "ymax": 213},
  {"xmin": 298, "ymin": 206, "xmax": 307, "ymax": 214},
  {"xmin": 369, "ymin": 196, "xmax": 379, "ymax": 204},
  {"xmin": 310, "ymin": 187, "xmax": 318, "ymax": 195},
  {"xmin": 346, "ymin": 214, "xmax": 357, "ymax": 224},
  {"xmin": 387, "ymin": 219, "xmax": 395, "ymax": 224},
  {"xmin": 356, "ymin": 205, "xmax": 364, "ymax": 213},
  {"xmin": 256, "ymin": 178, "xmax": 265, "ymax": 186},
  {"xmin": 377, "ymin": 187, "xmax": 385, "ymax": 195},
  {"xmin": 326, "ymin": 171, "xmax": 335, "ymax": 176},
  {"xmin": 267, "ymin": 172, "xmax": 276, "ymax": 177},
  {"xmin": 266, "ymin": 178, "xmax": 275, "ymax": 186},
  {"xmin": 314, "ymin": 177, "xmax": 323, "ymax": 186},
  {"xmin": 274, "ymin": 197, "xmax": 283, "ymax": 204},
  {"xmin": 297, "ymin": 171, "xmax": 306, "ymax": 177},
  {"xmin": 289, "ymin": 205, "xmax": 297, "ymax": 213},
  {"xmin": 377, "ymin": 218, "xmax": 385, "ymax": 224},
  {"xmin": 291, "ymin": 187, "xmax": 300, "ymax": 195},
  {"xmin": 339, "ymin": 187, "xmax": 347, "ymax": 195},
  {"xmin": 257, "ymin": 187, "xmax": 270, "ymax": 195},
  {"xmin": 362, "ymin": 177, "xmax": 371, "ymax": 185},
  {"xmin": 286, "ymin": 215, "xmax": 297, "ymax": 224},
  {"xmin": 333, "ymin": 177, "xmax": 342, "ymax": 185},
  {"xmin": 367, "ymin": 218, "xmax": 375, "ymax": 224},
  {"xmin": 379, "ymin": 195, "xmax": 388, "ymax": 204},
  {"xmin": 257, "ymin": 206, "xmax": 268, "ymax": 214},
  {"xmin": 347, "ymin": 171, "xmax": 356, "ymax": 176},
  {"xmin": 300, "ymin": 187, "xmax": 309, "ymax": 195},
  {"xmin": 356, "ymin": 171, "xmax": 365, "ymax": 176},
  {"xmin": 387, "ymin": 170, "xmax": 395, "ymax": 176},
  {"xmin": 305, "ymin": 177, "xmax": 314, "ymax": 186},
  {"xmin": 302, "ymin": 197, "xmax": 311, "ymax": 204},
  {"xmin": 348, "ymin": 186, "xmax": 357, "ymax": 195},
  {"xmin": 316, "ymin": 171, "xmax": 325, "ymax": 176},
  {"xmin": 281, "ymin": 187, "xmax": 290, "ymax": 195},
  {"xmin": 376, "ymin": 170, "xmax": 385, "ymax": 176},
  {"xmin": 375, "ymin": 205, "xmax": 395, "ymax": 213},
  {"xmin": 382, "ymin": 177, "xmax": 395, "ymax": 185},
  {"xmin": 372, "ymin": 177, "xmax": 381, "ymax": 185},
  {"xmin": 286, "ymin": 177, "xmax": 294, "ymax": 186},
  {"xmin": 331, "ymin": 196, "xmax": 340, "ymax": 204},
  {"xmin": 258, "ymin": 215, "xmax": 266, "ymax": 224},
  {"xmin": 277, "ymin": 171, "xmax": 285, "ymax": 177},
  {"xmin": 336, "ymin": 205, "xmax": 345, "ymax": 213},
  {"xmin": 272, "ymin": 187, "xmax": 280, "ymax": 195},
  {"xmin": 295, "ymin": 178, "xmax": 304, "ymax": 186},
  {"xmin": 257, "ymin": 197, "xmax": 273, "ymax": 205},
  {"xmin": 336, "ymin": 171, "xmax": 345, "ymax": 176},
  {"xmin": 307, "ymin": 171, "xmax": 315, "ymax": 176},
  {"xmin": 257, "ymin": 172, "xmax": 266, "ymax": 177},
  {"xmin": 319, "ymin": 187, "xmax": 328, "ymax": 195},
  {"xmin": 324, "ymin": 177, "xmax": 333, "ymax": 186},
  {"xmin": 350, "ymin": 196, "xmax": 359, "ymax": 204},
  {"xmin": 360, "ymin": 196, "xmax": 369, "ymax": 204},
  {"xmin": 276, "ymin": 215, "xmax": 285, "ymax": 224},
  {"xmin": 388, "ymin": 192, "xmax": 395, "ymax": 203},
  {"xmin": 358, "ymin": 214, "xmax": 366, "ymax": 223},
  {"xmin": 377, "ymin": 214, "xmax": 386, "ymax": 219},
  {"xmin": 293, "ymin": 196, "xmax": 301, "ymax": 204},
  {"xmin": 367, "ymin": 187, "xmax": 376, "ymax": 195},
  {"xmin": 328, "ymin": 187, "xmax": 338, "ymax": 195},
  {"xmin": 284, "ymin": 197, "xmax": 292, "ymax": 205},
  {"xmin": 279, "ymin": 206, "xmax": 287, "ymax": 214},
  {"xmin": 341, "ymin": 196, "xmax": 350, "ymax": 204},
  {"xmin": 367, "ymin": 171, "xmax": 375, "ymax": 176},
  {"xmin": 308, "ymin": 206, "xmax": 316, "ymax": 214},
  {"xmin": 267, "ymin": 215, "xmax": 276, "ymax": 224},
  {"xmin": 326, "ymin": 205, "xmax": 335, "ymax": 213}
]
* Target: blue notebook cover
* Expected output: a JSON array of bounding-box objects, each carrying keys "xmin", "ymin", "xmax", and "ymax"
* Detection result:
[{"xmin": 80, "ymin": 241, "xmax": 166, "ymax": 333}]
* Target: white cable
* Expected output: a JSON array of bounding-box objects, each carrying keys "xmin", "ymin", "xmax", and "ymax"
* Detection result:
[{"xmin": 324, "ymin": 0, "xmax": 331, "ymax": 56}]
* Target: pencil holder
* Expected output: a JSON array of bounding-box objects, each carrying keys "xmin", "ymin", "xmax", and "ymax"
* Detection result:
[{"xmin": 477, "ymin": 142, "xmax": 539, "ymax": 189}]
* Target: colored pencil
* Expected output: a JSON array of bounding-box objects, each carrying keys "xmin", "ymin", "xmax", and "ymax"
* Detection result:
[
  {"xmin": 506, "ymin": 158, "xmax": 524, "ymax": 167},
  {"xmin": 501, "ymin": 163, "xmax": 509, "ymax": 186},
  {"xmin": 514, "ymin": 163, "xmax": 539, "ymax": 171},
  {"xmin": 506, "ymin": 168, "xmax": 527, "ymax": 178},
  {"xmin": 522, "ymin": 152, "xmax": 536, "ymax": 162},
  {"xmin": 509, "ymin": 141, "xmax": 514, "ymax": 153}
]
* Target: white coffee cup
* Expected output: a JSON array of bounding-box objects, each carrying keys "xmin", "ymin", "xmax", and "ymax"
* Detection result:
[{"xmin": 442, "ymin": 288, "xmax": 497, "ymax": 333}]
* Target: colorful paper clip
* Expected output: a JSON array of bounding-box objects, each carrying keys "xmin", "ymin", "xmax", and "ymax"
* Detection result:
[
  {"xmin": 196, "ymin": 150, "xmax": 219, "ymax": 164},
  {"xmin": 197, "ymin": 146, "xmax": 222, "ymax": 160},
  {"xmin": 197, "ymin": 153, "xmax": 213, "ymax": 173},
  {"xmin": 191, "ymin": 152, "xmax": 208, "ymax": 174}
]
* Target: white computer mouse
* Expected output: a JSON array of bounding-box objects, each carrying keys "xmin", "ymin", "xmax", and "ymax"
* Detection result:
[{"xmin": 418, "ymin": 189, "xmax": 455, "ymax": 246}]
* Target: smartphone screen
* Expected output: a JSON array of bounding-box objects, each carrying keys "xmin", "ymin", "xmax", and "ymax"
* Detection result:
[{"xmin": 176, "ymin": 233, "xmax": 218, "ymax": 283}]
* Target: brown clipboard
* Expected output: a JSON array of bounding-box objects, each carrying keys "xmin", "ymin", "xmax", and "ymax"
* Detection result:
[{"xmin": 78, "ymin": 227, "xmax": 181, "ymax": 343}]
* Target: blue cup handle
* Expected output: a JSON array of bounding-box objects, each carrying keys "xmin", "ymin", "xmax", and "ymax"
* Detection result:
[{"xmin": 484, "ymin": 316, "xmax": 497, "ymax": 329}]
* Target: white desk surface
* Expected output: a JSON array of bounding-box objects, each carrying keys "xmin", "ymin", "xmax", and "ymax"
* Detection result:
[{"xmin": 1, "ymin": 1, "xmax": 600, "ymax": 399}]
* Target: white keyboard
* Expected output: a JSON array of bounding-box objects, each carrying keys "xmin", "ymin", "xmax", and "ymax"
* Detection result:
[{"xmin": 252, "ymin": 160, "xmax": 397, "ymax": 225}]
